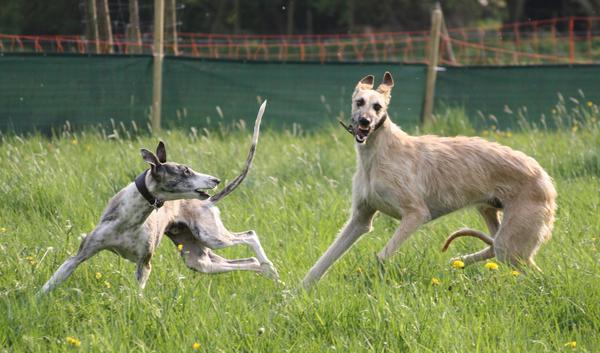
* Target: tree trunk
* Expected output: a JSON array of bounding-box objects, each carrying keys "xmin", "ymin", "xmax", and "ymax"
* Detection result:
[
  {"xmin": 506, "ymin": 0, "xmax": 525, "ymax": 22},
  {"xmin": 97, "ymin": 0, "xmax": 114, "ymax": 53},
  {"xmin": 346, "ymin": 0, "xmax": 355, "ymax": 32},
  {"xmin": 306, "ymin": 9, "xmax": 313, "ymax": 35},
  {"xmin": 127, "ymin": 0, "xmax": 142, "ymax": 54},
  {"xmin": 165, "ymin": 0, "xmax": 178, "ymax": 55},
  {"xmin": 211, "ymin": 0, "xmax": 226, "ymax": 33},
  {"xmin": 234, "ymin": 0, "xmax": 241, "ymax": 34},
  {"xmin": 85, "ymin": 0, "xmax": 100, "ymax": 53},
  {"xmin": 286, "ymin": 0, "xmax": 295, "ymax": 35}
]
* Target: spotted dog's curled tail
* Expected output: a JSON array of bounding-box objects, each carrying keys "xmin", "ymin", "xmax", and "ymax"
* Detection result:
[
  {"xmin": 209, "ymin": 100, "xmax": 267, "ymax": 204},
  {"xmin": 441, "ymin": 228, "xmax": 494, "ymax": 252}
]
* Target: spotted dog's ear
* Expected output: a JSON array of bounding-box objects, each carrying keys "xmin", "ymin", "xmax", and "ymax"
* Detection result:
[
  {"xmin": 376, "ymin": 71, "xmax": 394, "ymax": 105},
  {"xmin": 155, "ymin": 140, "xmax": 167, "ymax": 163},
  {"xmin": 355, "ymin": 75, "xmax": 375, "ymax": 92},
  {"xmin": 141, "ymin": 148, "xmax": 161, "ymax": 167}
]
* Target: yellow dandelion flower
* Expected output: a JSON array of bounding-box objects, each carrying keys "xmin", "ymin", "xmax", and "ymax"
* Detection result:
[
  {"xmin": 177, "ymin": 244, "xmax": 183, "ymax": 251},
  {"xmin": 192, "ymin": 342, "xmax": 201, "ymax": 350},
  {"xmin": 71, "ymin": 139, "xmax": 78, "ymax": 145},
  {"xmin": 571, "ymin": 125, "xmax": 578, "ymax": 133},
  {"xmin": 484, "ymin": 262, "xmax": 499, "ymax": 271},
  {"xmin": 104, "ymin": 281, "xmax": 111, "ymax": 288},
  {"xmin": 506, "ymin": 131, "xmax": 513, "ymax": 138},
  {"xmin": 511, "ymin": 270, "xmax": 521, "ymax": 277},
  {"xmin": 587, "ymin": 101, "xmax": 593, "ymax": 107},
  {"xmin": 356, "ymin": 267, "xmax": 363, "ymax": 274},
  {"xmin": 95, "ymin": 272, "xmax": 102, "ymax": 280},
  {"xmin": 66, "ymin": 336, "xmax": 81, "ymax": 347},
  {"xmin": 0, "ymin": 227, "xmax": 6, "ymax": 233},
  {"xmin": 564, "ymin": 341, "xmax": 577, "ymax": 348},
  {"xmin": 25, "ymin": 255, "xmax": 35, "ymax": 261},
  {"xmin": 451, "ymin": 260, "xmax": 465, "ymax": 269},
  {"xmin": 431, "ymin": 277, "xmax": 441, "ymax": 286}
]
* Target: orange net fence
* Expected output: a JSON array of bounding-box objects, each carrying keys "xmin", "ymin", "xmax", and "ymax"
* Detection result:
[{"xmin": 2, "ymin": 16, "xmax": 600, "ymax": 65}]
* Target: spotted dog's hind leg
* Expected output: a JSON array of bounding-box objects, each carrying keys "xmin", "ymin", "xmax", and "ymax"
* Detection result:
[
  {"xmin": 228, "ymin": 231, "xmax": 279, "ymax": 279},
  {"xmin": 40, "ymin": 231, "xmax": 104, "ymax": 293},
  {"xmin": 185, "ymin": 248, "xmax": 263, "ymax": 274}
]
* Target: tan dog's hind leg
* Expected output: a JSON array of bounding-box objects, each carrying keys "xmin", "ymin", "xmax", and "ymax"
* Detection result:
[
  {"xmin": 478, "ymin": 205, "xmax": 501, "ymax": 236},
  {"xmin": 492, "ymin": 203, "xmax": 549, "ymax": 271},
  {"xmin": 442, "ymin": 205, "xmax": 501, "ymax": 266}
]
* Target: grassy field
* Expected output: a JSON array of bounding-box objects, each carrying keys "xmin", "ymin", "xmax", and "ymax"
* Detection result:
[{"xmin": 0, "ymin": 107, "xmax": 599, "ymax": 352}]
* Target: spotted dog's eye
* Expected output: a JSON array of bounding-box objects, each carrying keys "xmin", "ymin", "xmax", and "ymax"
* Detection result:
[
  {"xmin": 356, "ymin": 98, "xmax": 365, "ymax": 107},
  {"xmin": 373, "ymin": 103, "xmax": 382, "ymax": 112},
  {"xmin": 183, "ymin": 167, "xmax": 191, "ymax": 176}
]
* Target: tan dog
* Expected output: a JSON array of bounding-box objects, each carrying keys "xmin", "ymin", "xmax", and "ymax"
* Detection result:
[{"xmin": 303, "ymin": 72, "xmax": 556, "ymax": 288}]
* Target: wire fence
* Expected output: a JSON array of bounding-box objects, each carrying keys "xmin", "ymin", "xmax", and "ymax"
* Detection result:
[{"xmin": 2, "ymin": 17, "xmax": 600, "ymax": 65}]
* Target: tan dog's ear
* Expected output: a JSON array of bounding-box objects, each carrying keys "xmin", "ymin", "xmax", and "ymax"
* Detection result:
[
  {"xmin": 355, "ymin": 75, "xmax": 374, "ymax": 91},
  {"xmin": 376, "ymin": 71, "xmax": 394, "ymax": 93},
  {"xmin": 376, "ymin": 71, "xmax": 394, "ymax": 105}
]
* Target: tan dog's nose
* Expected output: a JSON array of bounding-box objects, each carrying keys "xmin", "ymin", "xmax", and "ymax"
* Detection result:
[{"xmin": 358, "ymin": 117, "xmax": 370, "ymax": 127}]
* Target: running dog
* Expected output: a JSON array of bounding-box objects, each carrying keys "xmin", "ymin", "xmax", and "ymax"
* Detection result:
[
  {"xmin": 41, "ymin": 101, "xmax": 278, "ymax": 293},
  {"xmin": 303, "ymin": 72, "xmax": 556, "ymax": 288}
]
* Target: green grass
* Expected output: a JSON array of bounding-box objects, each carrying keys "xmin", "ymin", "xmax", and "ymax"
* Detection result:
[{"xmin": 0, "ymin": 108, "xmax": 599, "ymax": 352}]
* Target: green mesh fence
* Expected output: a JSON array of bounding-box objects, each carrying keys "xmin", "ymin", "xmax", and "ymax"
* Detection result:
[
  {"xmin": 435, "ymin": 65, "xmax": 600, "ymax": 129},
  {"xmin": 0, "ymin": 53, "xmax": 426, "ymax": 133},
  {"xmin": 1, "ymin": 53, "xmax": 600, "ymax": 134},
  {"xmin": 161, "ymin": 57, "xmax": 426, "ymax": 129},
  {"xmin": 0, "ymin": 53, "xmax": 153, "ymax": 133}
]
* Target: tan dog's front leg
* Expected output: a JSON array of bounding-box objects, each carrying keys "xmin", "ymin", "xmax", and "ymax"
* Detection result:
[
  {"xmin": 377, "ymin": 210, "xmax": 429, "ymax": 261},
  {"xmin": 303, "ymin": 206, "xmax": 375, "ymax": 289}
]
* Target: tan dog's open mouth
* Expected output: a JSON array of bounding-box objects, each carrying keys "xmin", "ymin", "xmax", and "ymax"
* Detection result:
[{"xmin": 355, "ymin": 126, "xmax": 371, "ymax": 143}]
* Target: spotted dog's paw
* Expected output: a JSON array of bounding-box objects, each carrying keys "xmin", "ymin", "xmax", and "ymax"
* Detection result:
[{"xmin": 260, "ymin": 262, "xmax": 279, "ymax": 281}]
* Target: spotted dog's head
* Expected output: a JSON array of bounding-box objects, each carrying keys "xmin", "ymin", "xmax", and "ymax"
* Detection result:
[
  {"xmin": 140, "ymin": 141, "xmax": 220, "ymax": 201},
  {"xmin": 351, "ymin": 72, "xmax": 394, "ymax": 144}
]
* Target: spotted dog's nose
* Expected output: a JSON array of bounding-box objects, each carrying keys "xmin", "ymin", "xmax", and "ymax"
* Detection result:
[
  {"xmin": 358, "ymin": 117, "xmax": 370, "ymax": 127},
  {"xmin": 211, "ymin": 177, "xmax": 221, "ymax": 185}
]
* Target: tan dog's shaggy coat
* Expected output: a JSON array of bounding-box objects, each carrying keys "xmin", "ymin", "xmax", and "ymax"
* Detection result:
[{"xmin": 303, "ymin": 72, "xmax": 556, "ymax": 287}]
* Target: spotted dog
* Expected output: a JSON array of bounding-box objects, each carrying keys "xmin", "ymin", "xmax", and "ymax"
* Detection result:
[{"xmin": 41, "ymin": 101, "xmax": 277, "ymax": 293}]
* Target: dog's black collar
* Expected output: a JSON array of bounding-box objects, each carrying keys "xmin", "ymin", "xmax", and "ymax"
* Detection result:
[
  {"xmin": 134, "ymin": 170, "xmax": 164, "ymax": 209},
  {"xmin": 338, "ymin": 114, "xmax": 388, "ymax": 137}
]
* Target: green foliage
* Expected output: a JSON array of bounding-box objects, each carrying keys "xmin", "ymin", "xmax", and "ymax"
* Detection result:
[
  {"xmin": 423, "ymin": 106, "xmax": 476, "ymax": 136},
  {"xmin": 0, "ymin": 108, "xmax": 599, "ymax": 352}
]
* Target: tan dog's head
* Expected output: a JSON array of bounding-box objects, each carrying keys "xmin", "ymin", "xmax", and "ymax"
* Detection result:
[{"xmin": 351, "ymin": 71, "xmax": 394, "ymax": 144}]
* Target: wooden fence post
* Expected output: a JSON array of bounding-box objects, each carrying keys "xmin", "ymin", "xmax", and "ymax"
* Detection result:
[
  {"xmin": 421, "ymin": 3, "xmax": 443, "ymax": 125},
  {"xmin": 151, "ymin": 0, "xmax": 165, "ymax": 132}
]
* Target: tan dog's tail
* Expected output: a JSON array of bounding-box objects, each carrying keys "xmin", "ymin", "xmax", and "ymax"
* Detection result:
[
  {"xmin": 441, "ymin": 228, "xmax": 494, "ymax": 252},
  {"xmin": 209, "ymin": 100, "xmax": 267, "ymax": 204}
]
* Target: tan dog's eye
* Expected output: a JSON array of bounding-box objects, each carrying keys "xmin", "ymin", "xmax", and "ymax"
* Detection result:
[
  {"xmin": 373, "ymin": 103, "xmax": 382, "ymax": 112},
  {"xmin": 356, "ymin": 98, "xmax": 365, "ymax": 107}
]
